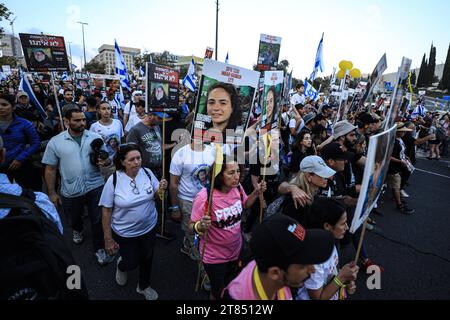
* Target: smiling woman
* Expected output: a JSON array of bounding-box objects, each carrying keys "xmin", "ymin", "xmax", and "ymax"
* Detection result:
[{"xmin": 205, "ymin": 82, "xmax": 242, "ymax": 134}]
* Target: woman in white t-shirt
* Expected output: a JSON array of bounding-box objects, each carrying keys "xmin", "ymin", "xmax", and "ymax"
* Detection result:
[
  {"xmin": 297, "ymin": 198, "xmax": 359, "ymax": 300},
  {"xmin": 90, "ymin": 101, "xmax": 124, "ymax": 160},
  {"xmin": 99, "ymin": 143, "xmax": 168, "ymax": 300},
  {"xmin": 124, "ymin": 100, "xmax": 146, "ymax": 133}
]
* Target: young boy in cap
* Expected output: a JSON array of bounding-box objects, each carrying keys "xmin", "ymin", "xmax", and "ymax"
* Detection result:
[{"xmin": 222, "ymin": 215, "xmax": 335, "ymax": 300}]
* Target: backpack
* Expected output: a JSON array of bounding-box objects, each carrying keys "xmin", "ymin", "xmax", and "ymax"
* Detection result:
[{"xmin": 0, "ymin": 190, "xmax": 89, "ymax": 300}]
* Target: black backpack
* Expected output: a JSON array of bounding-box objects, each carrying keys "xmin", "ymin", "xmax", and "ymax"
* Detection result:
[{"xmin": 0, "ymin": 190, "xmax": 88, "ymax": 300}]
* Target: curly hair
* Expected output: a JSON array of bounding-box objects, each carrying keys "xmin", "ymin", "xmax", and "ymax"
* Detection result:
[{"xmin": 205, "ymin": 82, "xmax": 242, "ymax": 132}]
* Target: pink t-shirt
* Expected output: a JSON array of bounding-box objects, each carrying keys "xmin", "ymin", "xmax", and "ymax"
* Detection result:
[
  {"xmin": 225, "ymin": 260, "xmax": 293, "ymax": 300},
  {"xmin": 191, "ymin": 186, "xmax": 248, "ymax": 264}
]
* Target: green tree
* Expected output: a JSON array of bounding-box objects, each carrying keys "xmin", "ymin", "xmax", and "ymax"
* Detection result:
[
  {"xmin": 416, "ymin": 54, "xmax": 428, "ymax": 88},
  {"xmin": 427, "ymin": 43, "xmax": 436, "ymax": 86},
  {"xmin": 0, "ymin": 3, "xmax": 12, "ymax": 36},
  {"xmin": 439, "ymin": 44, "xmax": 450, "ymax": 92},
  {"xmin": 277, "ymin": 59, "xmax": 290, "ymax": 74},
  {"xmin": 83, "ymin": 60, "xmax": 106, "ymax": 74},
  {"xmin": 0, "ymin": 55, "xmax": 17, "ymax": 67}
]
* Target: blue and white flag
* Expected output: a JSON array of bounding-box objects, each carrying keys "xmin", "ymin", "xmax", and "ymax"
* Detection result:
[
  {"xmin": 310, "ymin": 33, "xmax": 324, "ymax": 81},
  {"xmin": 115, "ymin": 39, "xmax": 131, "ymax": 92},
  {"xmin": 61, "ymin": 72, "xmax": 69, "ymax": 81},
  {"xmin": 71, "ymin": 64, "xmax": 78, "ymax": 71},
  {"xmin": 139, "ymin": 65, "xmax": 145, "ymax": 77},
  {"xmin": 182, "ymin": 58, "xmax": 197, "ymax": 92},
  {"xmin": 0, "ymin": 72, "xmax": 7, "ymax": 81},
  {"xmin": 225, "ymin": 52, "xmax": 229, "ymax": 64},
  {"xmin": 117, "ymin": 85, "xmax": 125, "ymax": 108},
  {"xmin": 304, "ymin": 79, "xmax": 319, "ymax": 102},
  {"xmin": 19, "ymin": 72, "xmax": 48, "ymax": 119},
  {"xmin": 411, "ymin": 104, "xmax": 426, "ymax": 118}
]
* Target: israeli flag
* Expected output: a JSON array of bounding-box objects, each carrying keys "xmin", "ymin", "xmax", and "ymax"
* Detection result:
[
  {"xmin": 411, "ymin": 104, "xmax": 426, "ymax": 118},
  {"xmin": 310, "ymin": 33, "xmax": 324, "ymax": 81},
  {"xmin": 118, "ymin": 85, "xmax": 125, "ymax": 108},
  {"xmin": 139, "ymin": 65, "xmax": 145, "ymax": 77},
  {"xmin": 61, "ymin": 72, "xmax": 69, "ymax": 81},
  {"xmin": 71, "ymin": 64, "xmax": 78, "ymax": 71},
  {"xmin": 115, "ymin": 39, "xmax": 131, "ymax": 91},
  {"xmin": 19, "ymin": 71, "xmax": 48, "ymax": 119},
  {"xmin": 225, "ymin": 52, "xmax": 229, "ymax": 64},
  {"xmin": 304, "ymin": 79, "xmax": 319, "ymax": 102},
  {"xmin": 182, "ymin": 58, "xmax": 197, "ymax": 92},
  {"xmin": 0, "ymin": 72, "xmax": 7, "ymax": 81}
]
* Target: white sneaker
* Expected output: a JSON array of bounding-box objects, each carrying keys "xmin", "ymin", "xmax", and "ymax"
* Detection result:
[
  {"xmin": 73, "ymin": 231, "xmax": 83, "ymax": 244},
  {"xmin": 400, "ymin": 190, "xmax": 410, "ymax": 198},
  {"xmin": 115, "ymin": 257, "xmax": 127, "ymax": 286},
  {"xmin": 136, "ymin": 286, "xmax": 158, "ymax": 300}
]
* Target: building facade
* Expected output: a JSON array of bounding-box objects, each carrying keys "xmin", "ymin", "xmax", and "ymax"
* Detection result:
[
  {"xmin": 91, "ymin": 44, "xmax": 140, "ymax": 75},
  {"xmin": 0, "ymin": 34, "xmax": 23, "ymax": 58}
]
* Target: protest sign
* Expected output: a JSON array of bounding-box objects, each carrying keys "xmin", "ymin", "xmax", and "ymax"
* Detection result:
[
  {"xmin": 256, "ymin": 34, "xmax": 282, "ymax": 71},
  {"xmin": 204, "ymin": 47, "xmax": 214, "ymax": 59},
  {"xmin": 384, "ymin": 57, "xmax": 412, "ymax": 130},
  {"xmin": 146, "ymin": 63, "xmax": 179, "ymax": 113},
  {"xmin": 259, "ymin": 71, "xmax": 284, "ymax": 132},
  {"xmin": 192, "ymin": 59, "xmax": 259, "ymax": 145},
  {"xmin": 350, "ymin": 125, "xmax": 397, "ymax": 233},
  {"xmin": 74, "ymin": 72, "xmax": 91, "ymax": 91},
  {"xmin": 19, "ymin": 33, "xmax": 69, "ymax": 72},
  {"xmin": 2, "ymin": 65, "xmax": 11, "ymax": 75},
  {"xmin": 352, "ymin": 54, "xmax": 388, "ymax": 113}
]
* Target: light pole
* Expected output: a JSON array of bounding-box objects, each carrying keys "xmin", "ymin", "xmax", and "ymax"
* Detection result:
[
  {"xmin": 9, "ymin": 16, "xmax": 17, "ymax": 57},
  {"xmin": 77, "ymin": 21, "xmax": 88, "ymax": 67},
  {"xmin": 215, "ymin": 0, "xmax": 219, "ymax": 61}
]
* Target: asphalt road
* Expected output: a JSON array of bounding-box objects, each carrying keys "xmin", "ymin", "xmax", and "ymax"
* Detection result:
[{"xmin": 62, "ymin": 154, "xmax": 450, "ymax": 300}]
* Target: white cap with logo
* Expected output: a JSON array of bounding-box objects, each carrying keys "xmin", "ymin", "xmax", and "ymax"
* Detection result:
[{"xmin": 300, "ymin": 156, "xmax": 336, "ymax": 179}]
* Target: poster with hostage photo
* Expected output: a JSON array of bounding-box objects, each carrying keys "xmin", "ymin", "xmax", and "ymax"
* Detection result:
[
  {"xmin": 191, "ymin": 165, "xmax": 210, "ymax": 190},
  {"xmin": 192, "ymin": 59, "xmax": 260, "ymax": 145},
  {"xmin": 259, "ymin": 71, "xmax": 283, "ymax": 132},
  {"xmin": 350, "ymin": 125, "xmax": 397, "ymax": 233},
  {"xmin": 146, "ymin": 63, "xmax": 179, "ymax": 113},
  {"xmin": 256, "ymin": 34, "xmax": 282, "ymax": 71},
  {"xmin": 19, "ymin": 33, "xmax": 70, "ymax": 72}
]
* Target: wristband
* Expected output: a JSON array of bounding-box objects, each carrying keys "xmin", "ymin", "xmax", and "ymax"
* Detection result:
[
  {"xmin": 193, "ymin": 221, "xmax": 202, "ymax": 234},
  {"xmin": 333, "ymin": 276, "xmax": 345, "ymax": 288}
]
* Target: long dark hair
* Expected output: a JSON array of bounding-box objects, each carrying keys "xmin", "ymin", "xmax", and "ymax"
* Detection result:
[
  {"xmin": 205, "ymin": 82, "xmax": 242, "ymax": 132},
  {"xmin": 114, "ymin": 143, "xmax": 142, "ymax": 171},
  {"xmin": 264, "ymin": 86, "xmax": 279, "ymax": 125},
  {"xmin": 308, "ymin": 198, "xmax": 346, "ymax": 229}
]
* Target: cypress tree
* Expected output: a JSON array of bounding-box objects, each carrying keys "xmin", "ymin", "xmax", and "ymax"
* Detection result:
[
  {"xmin": 427, "ymin": 44, "xmax": 436, "ymax": 86},
  {"xmin": 417, "ymin": 54, "xmax": 427, "ymax": 88},
  {"xmin": 439, "ymin": 44, "xmax": 450, "ymax": 91}
]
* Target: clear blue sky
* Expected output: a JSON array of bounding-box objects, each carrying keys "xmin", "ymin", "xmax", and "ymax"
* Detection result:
[{"xmin": 3, "ymin": 0, "xmax": 450, "ymax": 79}]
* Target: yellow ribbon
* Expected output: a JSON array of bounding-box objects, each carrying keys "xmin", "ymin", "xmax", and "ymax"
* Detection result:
[
  {"xmin": 214, "ymin": 143, "xmax": 223, "ymax": 178},
  {"xmin": 253, "ymin": 265, "xmax": 286, "ymax": 300}
]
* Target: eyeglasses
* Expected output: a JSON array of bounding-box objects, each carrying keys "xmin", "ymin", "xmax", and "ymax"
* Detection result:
[{"xmin": 130, "ymin": 180, "xmax": 140, "ymax": 195}]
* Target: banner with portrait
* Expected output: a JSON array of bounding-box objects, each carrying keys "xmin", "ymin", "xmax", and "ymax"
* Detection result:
[
  {"xmin": 191, "ymin": 59, "xmax": 260, "ymax": 145},
  {"xmin": 352, "ymin": 54, "xmax": 388, "ymax": 113},
  {"xmin": 204, "ymin": 47, "xmax": 214, "ymax": 59},
  {"xmin": 350, "ymin": 125, "xmax": 397, "ymax": 233},
  {"xmin": 146, "ymin": 63, "xmax": 179, "ymax": 113},
  {"xmin": 19, "ymin": 33, "xmax": 70, "ymax": 72},
  {"xmin": 74, "ymin": 72, "xmax": 91, "ymax": 91},
  {"xmin": 256, "ymin": 34, "xmax": 282, "ymax": 71},
  {"xmin": 384, "ymin": 57, "xmax": 412, "ymax": 130},
  {"xmin": 259, "ymin": 71, "xmax": 284, "ymax": 132}
]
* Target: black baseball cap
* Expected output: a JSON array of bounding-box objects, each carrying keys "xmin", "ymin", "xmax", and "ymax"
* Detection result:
[
  {"xmin": 250, "ymin": 215, "xmax": 335, "ymax": 270},
  {"xmin": 320, "ymin": 142, "xmax": 352, "ymax": 161}
]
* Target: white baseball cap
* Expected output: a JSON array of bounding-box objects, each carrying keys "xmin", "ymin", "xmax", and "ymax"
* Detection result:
[{"xmin": 300, "ymin": 156, "xmax": 336, "ymax": 178}]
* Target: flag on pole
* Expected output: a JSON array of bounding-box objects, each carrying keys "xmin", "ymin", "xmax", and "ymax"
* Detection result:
[
  {"xmin": 304, "ymin": 79, "xmax": 319, "ymax": 101},
  {"xmin": 61, "ymin": 71, "xmax": 69, "ymax": 81},
  {"xmin": 139, "ymin": 65, "xmax": 145, "ymax": 77},
  {"xmin": 71, "ymin": 64, "xmax": 78, "ymax": 70},
  {"xmin": 411, "ymin": 104, "xmax": 426, "ymax": 118},
  {"xmin": 115, "ymin": 39, "xmax": 131, "ymax": 91},
  {"xmin": 225, "ymin": 52, "xmax": 229, "ymax": 64},
  {"xmin": 182, "ymin": 58, "xmax": 197, "ymax": 92},
  {"xmin": 19, "ymin": 72, "xmax": 48, "ymax": 119},
  {"xmin": 310, "ymin": 33, "xmax": 324, "ymax": 81}
]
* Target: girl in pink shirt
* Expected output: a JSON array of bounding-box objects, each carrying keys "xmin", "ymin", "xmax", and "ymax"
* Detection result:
[{"xmin": 190, "ymin": 160, "xmax": 266, "ymax": 299}]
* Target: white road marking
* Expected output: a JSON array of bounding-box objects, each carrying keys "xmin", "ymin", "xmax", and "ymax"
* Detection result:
[{"xmin": 415, "ymin": 168, "xmax": 450, "ymax": 179}]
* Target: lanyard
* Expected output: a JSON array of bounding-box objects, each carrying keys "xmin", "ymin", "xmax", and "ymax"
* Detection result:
[{"xmin": 253, "ymin": 265, "xmax": 285, "ymax": 300}]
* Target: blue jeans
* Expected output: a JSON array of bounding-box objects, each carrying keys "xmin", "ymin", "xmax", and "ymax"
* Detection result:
[{"xmin": 61, "ymin": 186, "xmax": 104, "ymax": 251}]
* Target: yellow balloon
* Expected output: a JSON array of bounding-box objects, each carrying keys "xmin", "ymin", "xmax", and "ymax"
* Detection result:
[
  {"xmin": 337, "ymin": 69, "xmax": 346, "ymax": 79},
  {"xmin": 339, "ymin": 60, "xmax": 348, "ymax": 70},
  {"xmin": 350, "ymin": 68, "xmax": 361, "ymax": 78}
]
